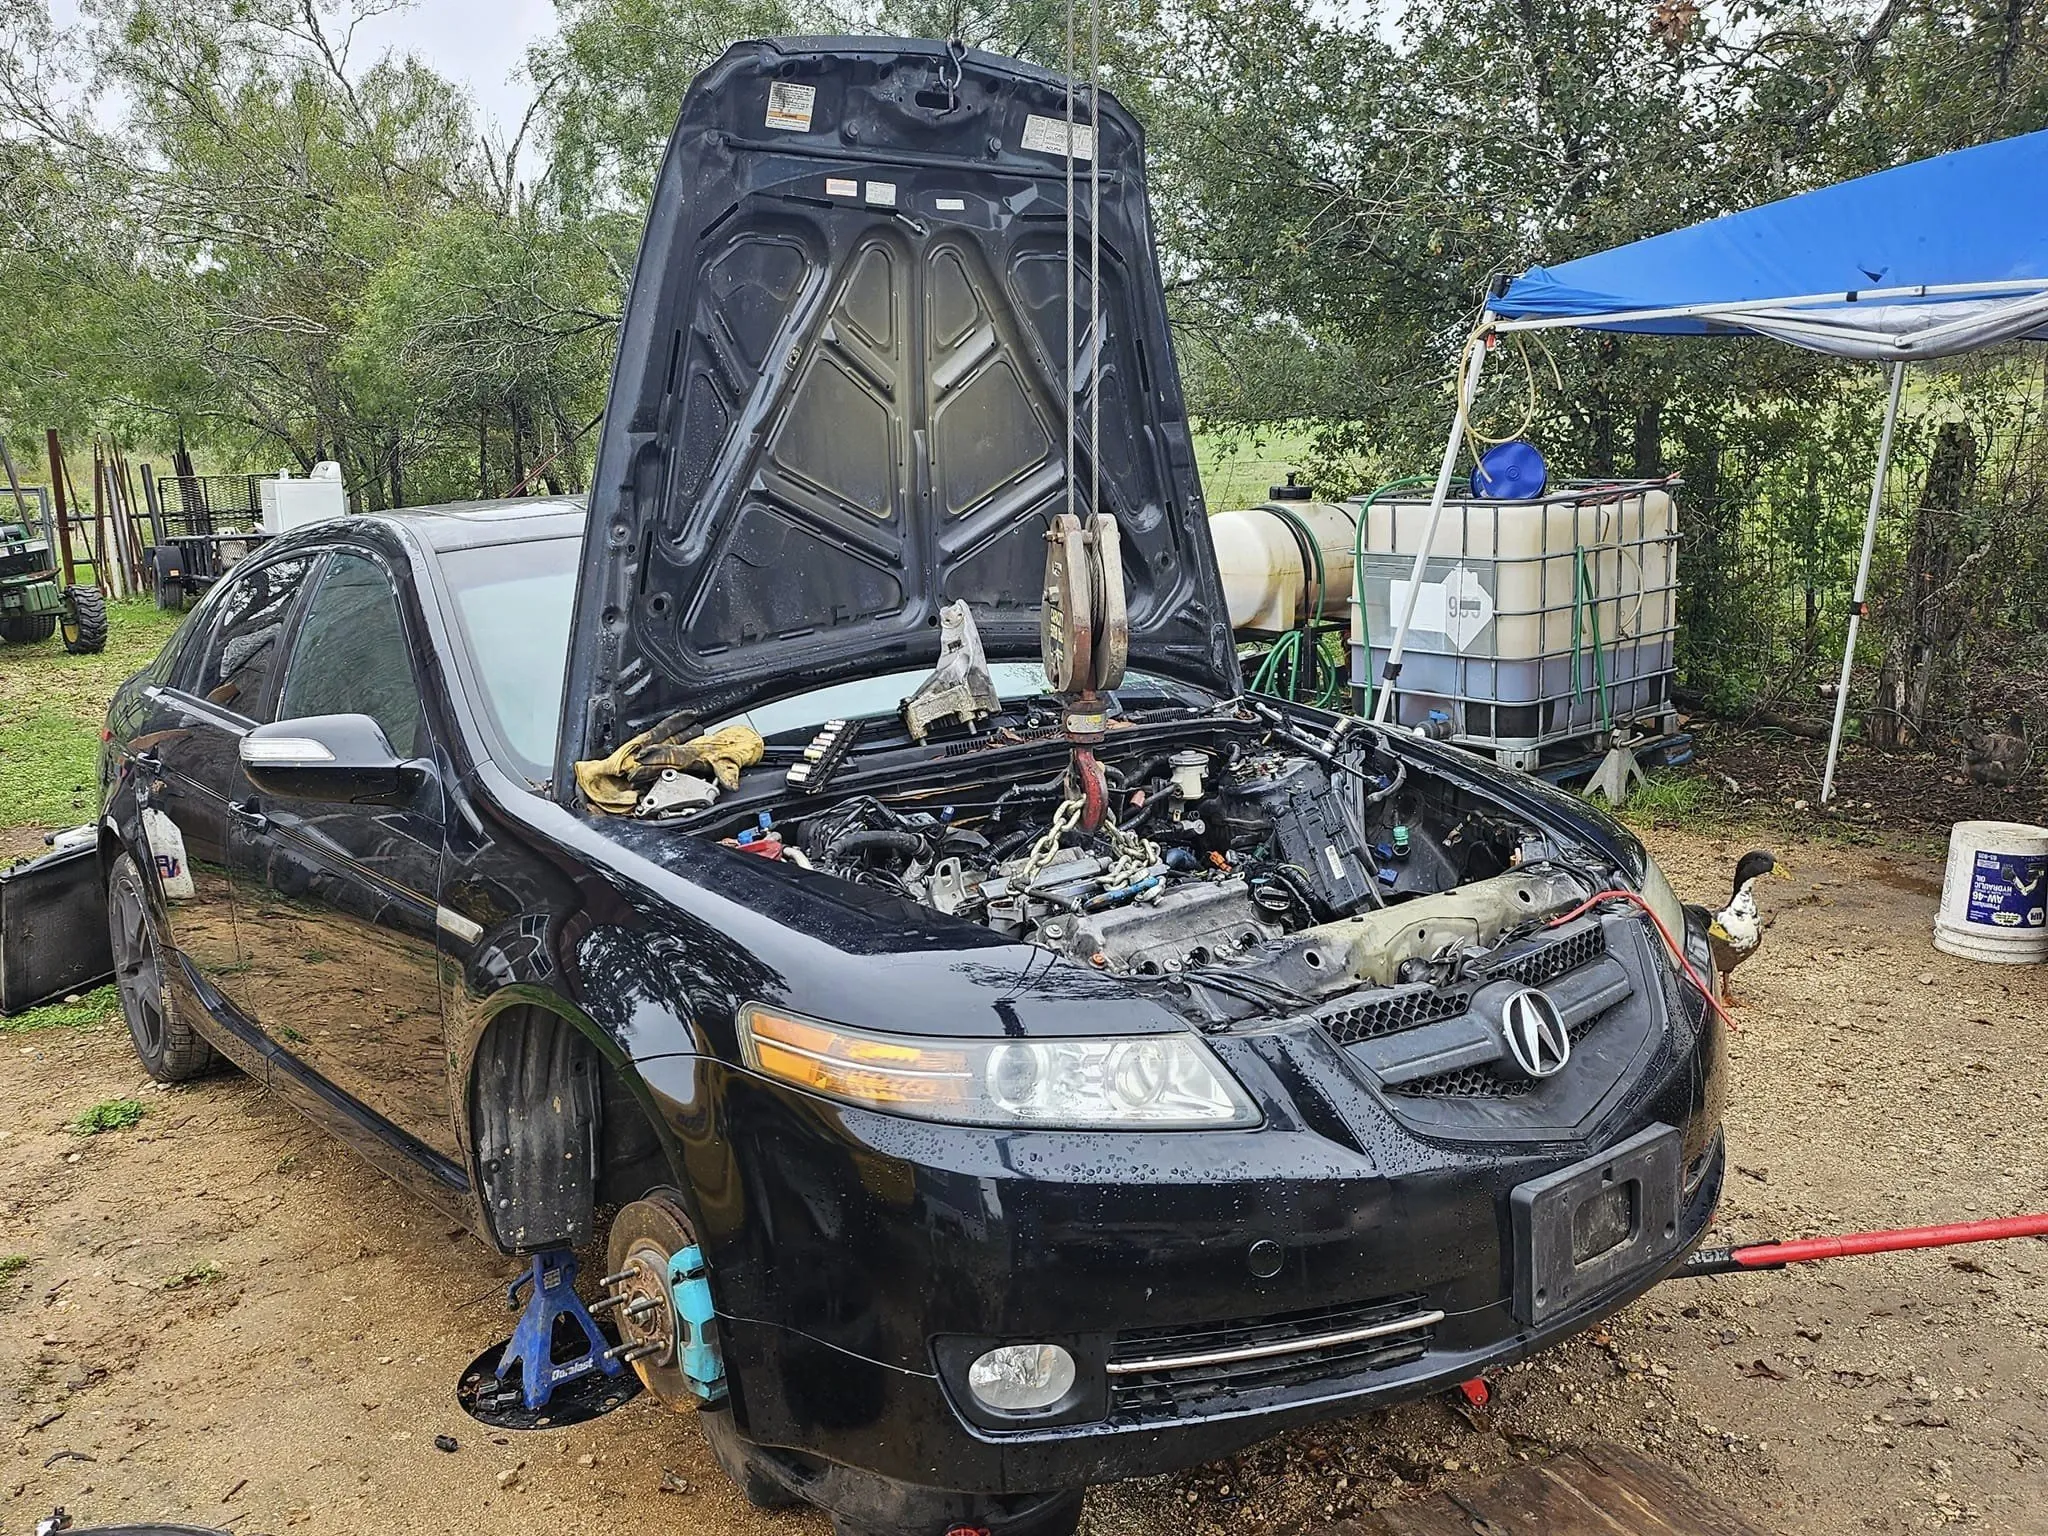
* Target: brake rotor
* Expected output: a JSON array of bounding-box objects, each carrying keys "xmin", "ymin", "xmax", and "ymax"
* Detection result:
[{"xmin": 604, "ymin": 1191, "xmax": 702, "ymax": 1409}]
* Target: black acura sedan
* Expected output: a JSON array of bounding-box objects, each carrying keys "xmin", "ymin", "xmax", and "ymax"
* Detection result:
[{"xmin": 97, "ymin": 38, "xmax": 1725, "ymax": 1536}]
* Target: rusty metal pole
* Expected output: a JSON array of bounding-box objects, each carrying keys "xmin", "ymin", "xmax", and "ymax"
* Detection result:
[
  {"xmin": 0, "ymin": 434, "xmax": 32, "ymax": 527},
  {"xmin": 45, "ymin": 430, "xmax": 75, "ymax": 586}
]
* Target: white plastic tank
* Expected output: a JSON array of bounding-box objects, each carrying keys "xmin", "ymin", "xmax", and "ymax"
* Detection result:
[
  {"xmin": 1933, "ymin": 820, "xmax": 2048, "ymax": 963},
  {"xmin": 1210, "ymin": 499, "xmax": 1357, "ymax": 633},
  {"xmin": 259, "ymin": 461, "xmax": 349, "ymax": 535}
]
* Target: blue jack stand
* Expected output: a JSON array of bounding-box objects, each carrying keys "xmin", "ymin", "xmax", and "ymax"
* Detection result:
[{"xmin": 497, "ymin": 1248, "xmax": 625, "ymax": 1411}]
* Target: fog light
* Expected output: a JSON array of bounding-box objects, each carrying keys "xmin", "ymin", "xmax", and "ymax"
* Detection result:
[{"xmin": 966, "ymin": 1344, "xmax": 1076, "ymax": 1412}]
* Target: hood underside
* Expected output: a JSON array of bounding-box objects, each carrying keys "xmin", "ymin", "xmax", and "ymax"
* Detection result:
[{"xmin": 557, "ymin": 38, "xmax": 1237, "ymax": 783}]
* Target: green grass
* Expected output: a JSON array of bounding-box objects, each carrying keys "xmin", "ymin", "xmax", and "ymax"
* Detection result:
[
  {"xmin": 1193, "ymin": 426, "xmax": 1317, "ymax": 511},
  {"xmin": 71, "ymin": 1096, "xmax": 148, "ymax": 1135},
  {"xmin": 1615, "ymin": 769, "xmax": 1714, "ymax": 827},
  {"xmin": 0, "ymin": 599, "xmax": 187, "ymax": 828},
  {"xmin": 164, "ymin": 1261, "xmax": 223, "ymax": 1290},
  {"xmin": 0, "ymin": 982, "xmax": 119, "ymax": 1034},
  {"xmin": 0, "ymin": 1254, "xmax": 28, "ymax": 1280}
]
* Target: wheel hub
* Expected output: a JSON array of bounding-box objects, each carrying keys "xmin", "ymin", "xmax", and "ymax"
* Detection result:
[{"xmin": 606, "ymin": 1241, "xmax": 679, "ymax": 1365}]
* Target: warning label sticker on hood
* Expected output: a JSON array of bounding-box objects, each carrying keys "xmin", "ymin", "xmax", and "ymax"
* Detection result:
[
  {"xmin": 1021, "ymin": 113, "xmax": 1095, "ymax": 161},
  {"xmin": 765, "ymin": 82, "xmax": 815, "ymax": 132}
]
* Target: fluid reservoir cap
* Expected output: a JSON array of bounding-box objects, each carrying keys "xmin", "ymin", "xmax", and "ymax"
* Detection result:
[
  {"xmin": 1268, "ymin": 473, "xmax": 1313, "ymax": 500},
  {"xmin": 1472, "ymin": 440, "xmax": 1548, "ymax": 500}
]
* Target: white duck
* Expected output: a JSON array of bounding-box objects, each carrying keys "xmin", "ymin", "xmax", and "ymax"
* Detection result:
[{"xmin": 1708, "ymin": 849, "xmax": 1778, "ymax": 1005}]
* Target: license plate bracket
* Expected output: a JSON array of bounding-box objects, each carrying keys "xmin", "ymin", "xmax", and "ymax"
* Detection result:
[{"xmin": 1511, "ymin": 1123, "xmax": 1682, "ymax": 1326}]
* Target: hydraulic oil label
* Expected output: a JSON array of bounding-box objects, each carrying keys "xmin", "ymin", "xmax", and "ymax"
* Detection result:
[{"xmin": 1964, "ymin": 849, "xmax": 2047, "ymax": 928}]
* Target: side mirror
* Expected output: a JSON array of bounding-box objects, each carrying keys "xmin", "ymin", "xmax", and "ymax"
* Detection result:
[{"xmin": 239, "ymin": 714, "xmax": 431, "ymax": 806}]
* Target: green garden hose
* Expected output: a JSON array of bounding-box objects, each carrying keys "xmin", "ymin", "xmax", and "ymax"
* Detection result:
[
  {"xmin": 1573, "ymin": 544, "xmax": 1613, "ymax": 732},
  {"xmin": 1246, "ymin": 499, "xmax": 1347, "ymax": 709}
]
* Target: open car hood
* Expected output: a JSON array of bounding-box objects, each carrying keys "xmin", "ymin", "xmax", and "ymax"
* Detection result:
[{"xmin": 557, "ymin": 38, "xmax": 1237, "ymax": 782}]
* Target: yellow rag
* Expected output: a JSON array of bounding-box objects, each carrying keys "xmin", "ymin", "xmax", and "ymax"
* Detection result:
[{"xmin": 575, "ymin": 713, "xmax": 766, "ymax": 814}]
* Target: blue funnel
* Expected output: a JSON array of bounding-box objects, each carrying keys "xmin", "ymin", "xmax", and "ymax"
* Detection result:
[{"xmin": 1472, "ymin": 440, "xmax": 1548, "ymax": 499}]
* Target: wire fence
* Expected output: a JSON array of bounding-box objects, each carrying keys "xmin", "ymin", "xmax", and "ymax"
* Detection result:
[{"xmin": 1675, "ymin": 379, "xmax": 2048, "ymax": 745}]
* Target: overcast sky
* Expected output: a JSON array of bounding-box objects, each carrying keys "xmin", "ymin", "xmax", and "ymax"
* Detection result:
[{"xmin": 49, "ymin": 0, "xmax": 561, "ymax": 135}]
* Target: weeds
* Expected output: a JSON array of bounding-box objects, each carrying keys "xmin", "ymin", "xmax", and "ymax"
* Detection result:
[
  {"xmin": 0, "ymin": 983, "xmax": 119, "ymax": 1034},
  {"xmin": 0, "ymin": 1255, "xmax": 28, "ymax": 1280},
  {"xmin": 1617, "ymin": 770, "xmax": 1714, "ymax": 827},
  {"xmin": 164, "ymin": 1262, "xmax": 223, "ymax": 1290},
  {"xmin": 71, "ymin": 1097, "xmax": 147, "ymax": 1135}
]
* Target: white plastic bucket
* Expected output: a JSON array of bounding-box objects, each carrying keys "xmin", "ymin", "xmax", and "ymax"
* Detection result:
[{"xmin": 1933, "ymin": 820, "xmax": 2048, "ymax": 963}]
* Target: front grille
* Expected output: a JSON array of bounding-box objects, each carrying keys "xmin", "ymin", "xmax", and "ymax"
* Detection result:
[
  {"xmin": 1108, "ymin": 1294, "xmax": 1436, "ymax": 1421},
  {"xmin": 1488, "ymin": 922, "xmax": 1606, "ymax": 986},
  {"xmin": 1389, "ymin": 1001, "xmax": 1608, "ymax": 1099},
  {"xmin": 1316, "ymin": 922, "xmax": 1606, "ymax": 1053},
  {"xmin": 1392, "ymin": 1063, "xmax": 1533, "ymax": 1099},
  {"xmin": 1316, "ymin": 982, "xmax": 1471, "ymax": 1046}
]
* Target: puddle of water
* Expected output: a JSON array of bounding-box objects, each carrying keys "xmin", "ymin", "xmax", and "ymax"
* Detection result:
[{"xmin": 1868, "ymin": 863, "xmax": 1942, "ymax": 899}]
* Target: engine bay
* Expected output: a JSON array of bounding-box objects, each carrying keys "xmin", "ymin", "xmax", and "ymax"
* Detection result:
[{"xmin": 697, "ymin": 709, "xmax": 1603, "ymax": 1021}]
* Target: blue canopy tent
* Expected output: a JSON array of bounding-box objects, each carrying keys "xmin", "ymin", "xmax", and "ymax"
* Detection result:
[{"xmin": 1375, "ymin": 128, "xmax": 2048, "ymax": 800}]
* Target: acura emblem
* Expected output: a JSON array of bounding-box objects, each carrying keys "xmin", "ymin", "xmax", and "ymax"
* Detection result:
[{"xmin": 1499, "ymin": 988, "xmax": 1571, "ymax": 1079}]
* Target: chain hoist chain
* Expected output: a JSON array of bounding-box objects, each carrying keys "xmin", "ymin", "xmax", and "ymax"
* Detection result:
[
  {"xmin": 1020, "ymin": 792, "xmax": 1162, "ymax": 890},
  {"xmin": 1022, "ymin": 795, "xmax": 1085, "ymax": 881}
]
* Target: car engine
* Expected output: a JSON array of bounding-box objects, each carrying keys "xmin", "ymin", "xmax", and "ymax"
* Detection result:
[{"xmin": 779, "ymin": 720, "xmax": 1590, "ymax": 1011}]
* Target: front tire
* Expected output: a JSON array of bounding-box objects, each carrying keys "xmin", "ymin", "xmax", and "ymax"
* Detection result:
[
  {"xmin": 61, "ymin": 584, "xmax": 109, "ymax": 653},
  {"xmin": 107, "ymin": 851, "xmax": 215, "ymax": 1081}
]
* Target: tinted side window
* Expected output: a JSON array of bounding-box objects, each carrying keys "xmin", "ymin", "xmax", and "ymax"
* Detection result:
[
  {"xmin": 276, "ymin": 553, "xmax": 423, "ymax": 756},
  {"xmin": 192, "ymin": 553, "xmax": 317, "ymax": 718}
]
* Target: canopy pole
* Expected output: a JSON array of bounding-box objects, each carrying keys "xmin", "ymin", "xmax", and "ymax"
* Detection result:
[
  {"xmin": 1821, "ymin": 359, "xmax": 1906, "ymax": 804},
  {"xmin": 1373, "ymin": 326, "xmax": 1489, "ymax": 724}
]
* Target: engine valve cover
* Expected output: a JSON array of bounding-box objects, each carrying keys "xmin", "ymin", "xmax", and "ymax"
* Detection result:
[{"xmin": 1044, "ymin": 877, "xmax": 1279, "ymax": 974}]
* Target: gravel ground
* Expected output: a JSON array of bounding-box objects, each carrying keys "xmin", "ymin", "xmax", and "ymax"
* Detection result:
[{"xmin": 4, "ymin": 823, "xmax": 2046, "ymax": 1535}]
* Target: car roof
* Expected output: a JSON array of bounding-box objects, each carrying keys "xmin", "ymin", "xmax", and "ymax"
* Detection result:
[{"xmin": 355, "ymin": 495, "xmax": 587, "ymax": 552}]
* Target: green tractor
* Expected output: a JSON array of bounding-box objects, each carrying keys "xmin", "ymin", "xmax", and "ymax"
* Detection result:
[{"xmin": 0, "ymin": 522, "xmax": 107, "ymax": 654}]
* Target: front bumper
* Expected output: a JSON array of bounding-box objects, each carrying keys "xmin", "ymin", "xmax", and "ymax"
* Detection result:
[{"xmin": 643, "ymin": 913, "xmax": 1726, "ymax": 1494}]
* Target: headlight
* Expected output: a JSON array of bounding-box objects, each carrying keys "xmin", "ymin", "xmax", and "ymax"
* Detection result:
[
  {"xmin": 737, "ymin": 1005, "xmax": 1261, "ymax": 1129},
  {"xmin": 1636, "ymin": 854, "xmax": 1687, "ymax": 945}
]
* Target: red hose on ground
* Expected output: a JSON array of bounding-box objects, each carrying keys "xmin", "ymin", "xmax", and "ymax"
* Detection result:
[{"xmin": 1680, "ymin": 1213, "xmax": 2048, "ymax": 1276}]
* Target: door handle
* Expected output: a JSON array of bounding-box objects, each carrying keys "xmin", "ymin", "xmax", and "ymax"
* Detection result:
[{"xmin": 227, "ymin": 799, "xmax": 268, "ymax": 831}]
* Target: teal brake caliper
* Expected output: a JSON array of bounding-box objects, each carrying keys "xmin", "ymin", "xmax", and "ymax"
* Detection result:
[{"xmin": 666, "ymin": 1243, "xmax": 728, "ymax": 1404}]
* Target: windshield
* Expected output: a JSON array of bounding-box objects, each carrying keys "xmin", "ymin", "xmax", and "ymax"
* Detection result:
[
  {"xmin": 439, "ymin": 536, "xmax": 580, "ymax": 779},
  {"xmin": 719, "ymin": 664, "xmax": 1213, "ymax": 741}
]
